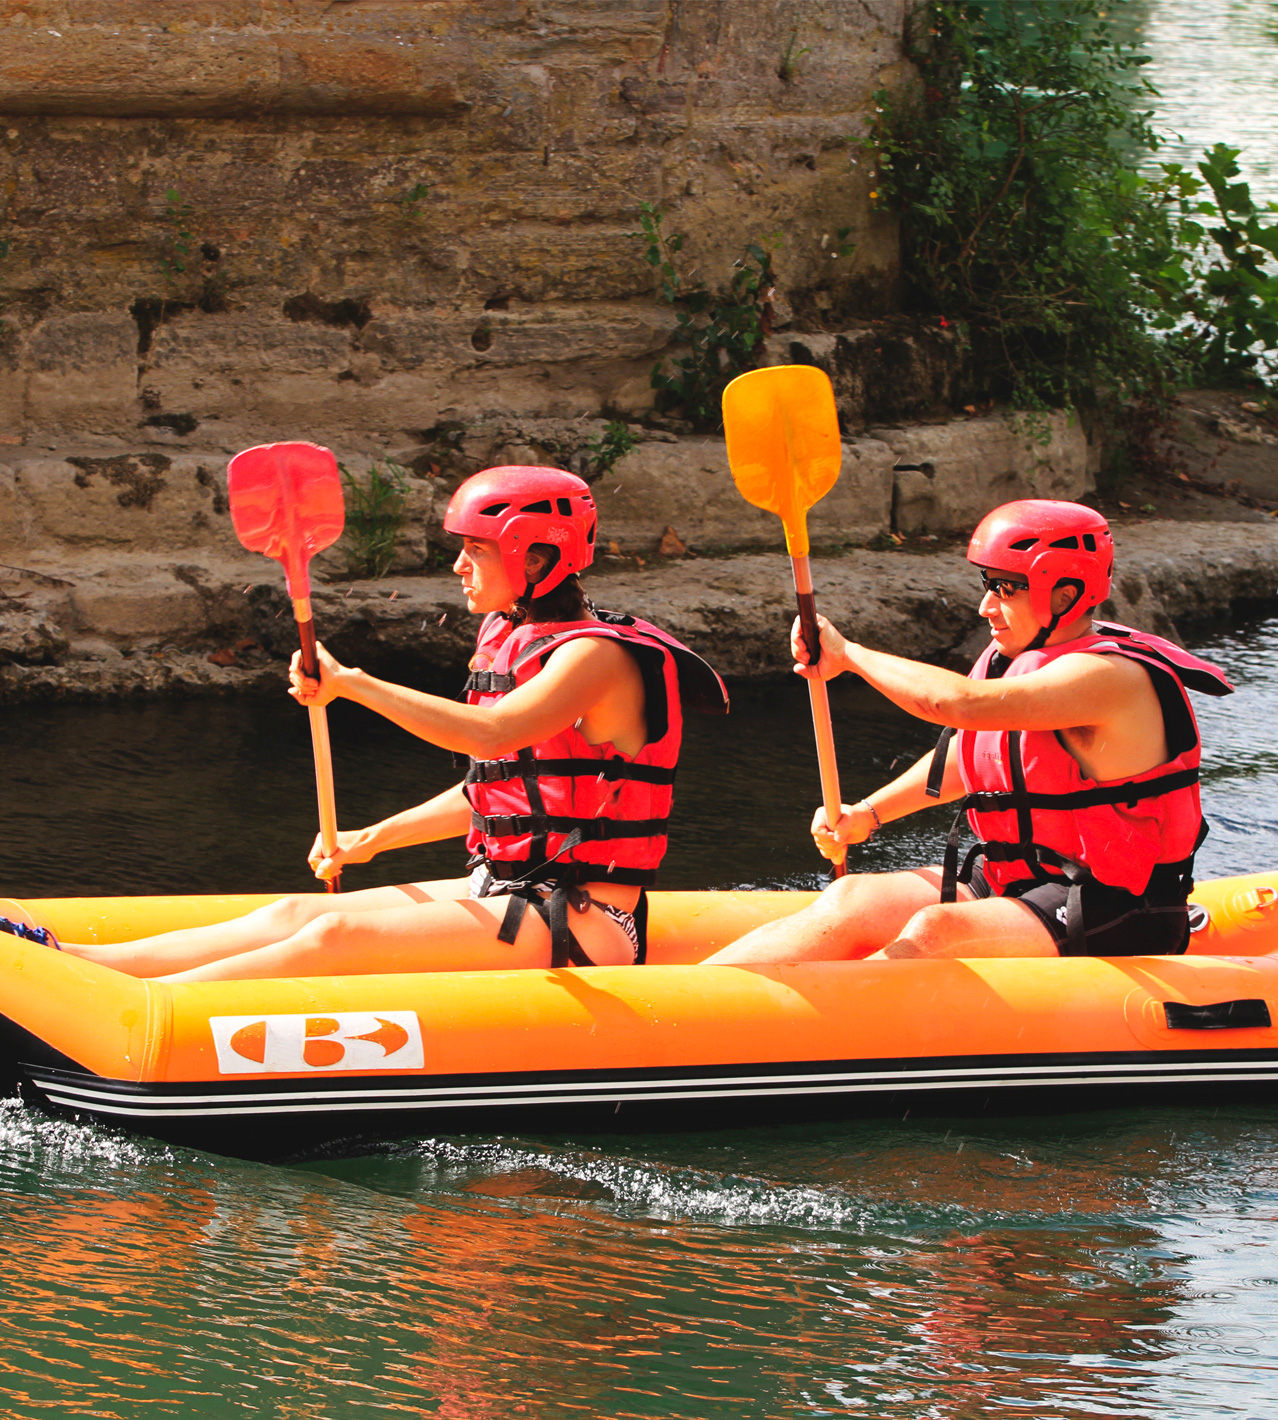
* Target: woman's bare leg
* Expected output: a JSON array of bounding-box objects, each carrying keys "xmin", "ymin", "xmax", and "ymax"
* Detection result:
[
  {"xmin": 702, "ymin": 867, "xmax": 968, "ymax": 965},
  {"xmin": 61, "ymin": 878, "xmax": 472, "ymax": 978},
  {"xmin": 156, "ymin": 893, "xmax": 636, "ymax": 983}
]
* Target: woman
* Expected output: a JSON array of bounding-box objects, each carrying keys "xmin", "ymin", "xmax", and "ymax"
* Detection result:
[{"xmin": 8, "ymin": 466, "xmax": 726, "ymax": 982}]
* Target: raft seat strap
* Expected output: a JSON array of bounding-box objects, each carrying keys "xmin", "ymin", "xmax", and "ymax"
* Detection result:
[{"xmin": 493, "ymin": 888, "xmax": 595, "ymax": 966}]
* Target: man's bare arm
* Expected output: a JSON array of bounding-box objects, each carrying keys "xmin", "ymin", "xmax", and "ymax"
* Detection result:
[{"xmin": 795, "ymin": 616, "xmax": 1142, "ymax": 733}]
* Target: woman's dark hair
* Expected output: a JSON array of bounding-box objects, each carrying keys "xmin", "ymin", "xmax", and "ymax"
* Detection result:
[{"xmin": 507, "ymin": 544, "xmax": 591, "ymax": 625}]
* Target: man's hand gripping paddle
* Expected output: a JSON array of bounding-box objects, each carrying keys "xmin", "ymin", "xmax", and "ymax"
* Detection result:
[
  {"xmin": 722, "ymin": 365, "xmax": 848, "ymax": 876},
  {"xmin": 227, "ymin": 442, "xmax": 346, "ymax": 892}
]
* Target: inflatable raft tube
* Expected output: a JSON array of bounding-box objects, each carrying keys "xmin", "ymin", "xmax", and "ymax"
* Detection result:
[{"xmin": 3, "ymin": 872, "xmax": 1278, "ymax": 1153}]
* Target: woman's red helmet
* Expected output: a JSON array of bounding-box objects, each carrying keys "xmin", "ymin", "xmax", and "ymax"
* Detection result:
[
  {"xmin": 968, "ymin": 500, "xmax": 1113, "ymax": 629},
  {"xmin": 444, "ymin": 466, "xmax": 597, "ymax": 597}
]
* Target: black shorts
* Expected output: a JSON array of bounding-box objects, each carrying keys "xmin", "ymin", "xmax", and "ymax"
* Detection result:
[{"xmin": 965, "ymin": 864, "xmax": 1190, "ymax": 957}]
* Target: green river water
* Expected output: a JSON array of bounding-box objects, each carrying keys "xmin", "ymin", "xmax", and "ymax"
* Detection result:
[
  {"xmin": 3, "ymin": 2, "xmax": 1278, "ymax": 1413},
  {"xmin": 2, "ymin": 608, "xmax": 1278, "ymax": 1419}
]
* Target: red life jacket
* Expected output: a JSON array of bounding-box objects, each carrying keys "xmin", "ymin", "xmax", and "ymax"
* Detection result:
[
  {"xmin": 462, "ymin": 609, "xmax": 728, "ymax": 889},
  {"xmin": 935, "ymin": 623, "xmax": 1232, "ymax": 922}
]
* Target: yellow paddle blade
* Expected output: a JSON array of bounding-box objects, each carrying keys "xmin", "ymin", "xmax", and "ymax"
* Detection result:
[{"xmin": 722, "ymin": 365, "xmax": 841, "ymax": 557}]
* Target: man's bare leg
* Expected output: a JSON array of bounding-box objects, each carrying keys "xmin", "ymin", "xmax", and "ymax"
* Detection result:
[
  {"xmin": 875, "ymin": 896, "xmax": 1057, "ymax": 959},
  {"xmin": 702, "ymin": 867, "xmax": 964, "ymax": 965}
]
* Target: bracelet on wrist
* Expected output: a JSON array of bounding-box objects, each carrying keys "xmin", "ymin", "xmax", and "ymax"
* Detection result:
[{"xmin": 859, "ymin": 799, "xmax": 883, "ymax": 834}]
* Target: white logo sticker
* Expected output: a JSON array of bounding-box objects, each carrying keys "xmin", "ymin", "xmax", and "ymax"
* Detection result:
[{"xmin": 210, "ymin": 1011, "xmax": 424, "ymax": 1075}]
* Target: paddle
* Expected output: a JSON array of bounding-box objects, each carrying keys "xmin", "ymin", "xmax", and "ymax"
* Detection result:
[
  {"xmin": 227, "ymin": 441, "xmax": 346, "ymax": 892},
  {"xmin": 722, "ymin": 365, "xmax": 848, "ymax": 876}
]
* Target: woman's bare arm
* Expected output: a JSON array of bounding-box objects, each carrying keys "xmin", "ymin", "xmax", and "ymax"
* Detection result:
[{"xmin": 291, "ymin": 636, "xmax": 637, "ymax": 757}]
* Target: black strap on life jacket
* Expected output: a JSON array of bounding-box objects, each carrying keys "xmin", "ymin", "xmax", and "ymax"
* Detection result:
[
  {"xmin": 938, "ymin": 728, "xmax": 1208, "ymax": 953},
  {"xmin": 466, "ymin": 756, "xmax": 676, "ymax": 787},
  {"xmin": 464, "ymin": 670, "xmax": 517, "ymax": 694},
  {"xmin": 925, "ymin": 726, "xmax": 955, "ymax": 799},
  {"xmin": 471, "ymin": 813, "xmax": 669, "ymax": 841}
]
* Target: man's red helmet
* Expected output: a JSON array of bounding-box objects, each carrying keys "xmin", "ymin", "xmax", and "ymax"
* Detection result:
[
  {"xmin": 444, "ymin": 466, "xmax": 597, "ymax": 597},
  {"xmin": 967, "ymin": 500, "xmax": 1113, "ymax": 629}
]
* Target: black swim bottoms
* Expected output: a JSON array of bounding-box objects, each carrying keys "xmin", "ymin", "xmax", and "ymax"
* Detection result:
[{"xmin": 965, "ymin": 863, "xmax": 1190, "ymax": 957}]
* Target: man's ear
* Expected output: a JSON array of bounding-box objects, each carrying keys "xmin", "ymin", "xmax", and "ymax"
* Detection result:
[{"xmin": 1049, "ymin": 581, "xmax": 1084, "ymax": 617}]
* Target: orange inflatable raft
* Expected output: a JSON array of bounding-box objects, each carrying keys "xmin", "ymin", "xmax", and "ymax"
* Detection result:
[{"xmin": 3, "ymin": 873, "xmax": 1278, "ymax": 1151}]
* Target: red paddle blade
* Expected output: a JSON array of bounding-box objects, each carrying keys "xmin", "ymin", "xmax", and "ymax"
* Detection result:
[{"xmin": 227, "ymin": 442, "xmax": 345, "ymax": 600}]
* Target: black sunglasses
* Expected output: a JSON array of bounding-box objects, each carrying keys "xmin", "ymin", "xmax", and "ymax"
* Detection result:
[{"xmin": 979, "ymin": 570, "xmax": 1030, "ymax": 599}]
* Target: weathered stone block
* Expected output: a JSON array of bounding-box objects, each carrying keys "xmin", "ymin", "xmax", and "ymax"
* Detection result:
[
  {"xmin": 0, "ymin": 0, "xmax": 907, "ymax": 444},
  {"xmin": 770, "ymin": 323, "xmax": 970, "ymax": 430},
  {"xmin": 8, "ymin": 454, "xmax": 240, "ymax": 553},
  {"xmin": 23, "ymin": 314, "xmax": 138, "ymax": 435},
  {"xmin": 594, "ymin": 434, "xmax": 894, "ymax": 553},
  {"xmin": 885, "ymin": 413, "xmax": 1090, "ymax": 536}
]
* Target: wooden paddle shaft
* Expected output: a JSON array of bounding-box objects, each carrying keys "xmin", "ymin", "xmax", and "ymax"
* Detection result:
[
  {"xmin": 791, "ymin": 554, "xmax": 848, "ymax": 877},
  {"xmin": 295, "ymin": 601, "xmax": 342, "ymax": 894}
]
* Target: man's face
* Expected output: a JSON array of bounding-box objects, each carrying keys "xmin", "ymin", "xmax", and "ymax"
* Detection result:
[{"xmin": 977, "ymin": 566, "xmax": 1040, "ymax": 655}]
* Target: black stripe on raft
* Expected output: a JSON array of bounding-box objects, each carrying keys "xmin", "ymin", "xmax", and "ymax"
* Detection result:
[{"xmin": 22, "ymin": 1049, "xmax": 1278, "ymax": 1121}]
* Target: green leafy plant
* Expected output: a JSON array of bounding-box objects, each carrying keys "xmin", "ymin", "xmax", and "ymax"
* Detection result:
[
  {"xmin": 339, "ymin": 460, "xmax": 411, "ymax": 579},
  {"xmin": 159, "ymin": 189, "xmax": 195, "ymax": 285},
  {"xmin": 1149, "ymin": 145, "xmax": 1278, "ymax": 384},
  {"xmin": 779, "ymin": 30, "xmax": 811, "ymax": 84},
  {"xmin": 631, "ymin": 203, "xmax": 777, "ymax": 430},
  {"xmin": 584, "ymin": 420, "xmax": 637, "ymax": 478}
]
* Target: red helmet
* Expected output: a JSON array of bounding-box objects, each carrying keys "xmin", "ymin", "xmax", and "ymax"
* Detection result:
[
  {"xmin": 444, "ymin": 465, "xmax": 596, "ymax": 597},
  {"xmin": 967, "ymin": 500, "xmax": 1113, "ymax": 629}
]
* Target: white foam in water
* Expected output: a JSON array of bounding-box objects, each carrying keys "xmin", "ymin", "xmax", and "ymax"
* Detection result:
[
  {"xmin": 412, "ymin": 1135, "xmax": 1003, "ymax": 1235},
  {"xmin": 0, "ymin": 1097, "xmax": 175, "ymax": 1177}
]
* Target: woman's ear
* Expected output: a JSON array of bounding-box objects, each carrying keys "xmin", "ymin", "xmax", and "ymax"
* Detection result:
[{"xmin": 522, "ymin": 548, "xmax": 550, "ymax": 588}]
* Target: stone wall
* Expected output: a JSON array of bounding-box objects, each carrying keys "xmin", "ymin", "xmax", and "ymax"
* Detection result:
[{"xmin": 0, "ymin": 1, "xmax": 907, "ymax": 451}]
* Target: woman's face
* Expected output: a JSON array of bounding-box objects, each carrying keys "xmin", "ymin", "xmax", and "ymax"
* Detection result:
[{"xmin": 453, "ymin": 536, "xmax": 518, "ymax": 615}]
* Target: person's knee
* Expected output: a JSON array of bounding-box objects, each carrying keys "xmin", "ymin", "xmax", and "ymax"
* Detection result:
[
  {"xmin": 820, "ymin": 872, "xmax": 867, "ymax": 912},
  {"xmin": 886, "ymin": 904, "xmax": 955, "ymax": 960},
  {"xmin": 250, "ymin": 896, "xmax": 306, "ymax": 936},
  {"xmin": 293, "ymin": 911, "xmax": 348, "ymax": 950}
]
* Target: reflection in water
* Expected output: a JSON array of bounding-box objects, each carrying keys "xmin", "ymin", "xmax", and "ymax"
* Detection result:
[
  {"xmin": 1136, "ymin": 0, "xmax": 1278, "ymax": 204},
  {"xmin": 5, "ymin": 1100, "xmax": 1278, "ymax": 1417}
]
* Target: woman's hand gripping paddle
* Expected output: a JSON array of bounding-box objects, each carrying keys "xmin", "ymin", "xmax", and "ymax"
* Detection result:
[
  {"xmin": 722, "ymin": 365, "xmax": 848, "ymax": 876},
  {"xmin": 227, "ymin": 441, "xmax": 346, "ymax": 892}
]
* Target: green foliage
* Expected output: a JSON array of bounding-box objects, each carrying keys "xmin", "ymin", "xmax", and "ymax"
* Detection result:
[
  {"xmin": 631, "ymin": 203, "xmax": 777, "ymax": 429},
  {"xmin": 584, "ymin": 420, "xmax": 637, "ymax": 478},
  {"xmin": 338, "ymin": 460, "xmax": 411, "ymax": 580},
  {"xmin": 1147, "ymin": 145, "xmax": 1278, "ymax": 384},
  {"xmin": 870, "ymin": 0, "xmax": 1183, "ymax": 407},
  {"xmin": 159, "ymin": 189, "xmax": 195, "ymax": 285},
  {"xmin": 399, "ymin": 182, "xmax": 431, "ymax": 224}
]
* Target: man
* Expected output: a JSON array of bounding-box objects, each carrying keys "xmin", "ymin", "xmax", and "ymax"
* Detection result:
[{"xmin": 706, "ymin": 499, "xmax": 1232, "ymax": 965}]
